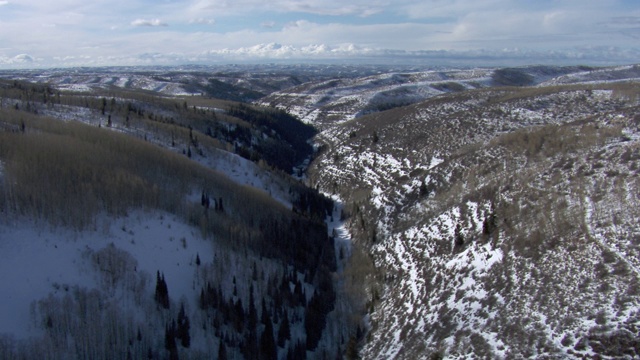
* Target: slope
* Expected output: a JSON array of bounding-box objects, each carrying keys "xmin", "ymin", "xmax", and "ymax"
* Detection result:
[
  {"xmin": 307, "ymin": 75, "xmax": 640, "ymax": 358},
  {"xmin": 258, "ymin": 65, "xmax": 591, "ymax": 130},
  {"xmin": 0, "ymin": 84, "xmax": 345, "ymax": 359}
]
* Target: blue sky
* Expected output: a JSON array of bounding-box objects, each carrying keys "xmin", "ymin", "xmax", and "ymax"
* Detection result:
[{"xmin": 0, "ymin": 0, "xmax": 639, "ymax": 67}]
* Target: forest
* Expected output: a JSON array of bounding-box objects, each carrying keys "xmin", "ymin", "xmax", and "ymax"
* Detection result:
[{"xmin": 0, "ymin": 79, "xmax": 358, "ymax": 359}]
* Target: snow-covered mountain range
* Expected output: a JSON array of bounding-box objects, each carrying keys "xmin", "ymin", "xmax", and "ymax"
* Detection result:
[{"xmin": 1, "ymin": 63, "xmax": 639, "ymax": 359}]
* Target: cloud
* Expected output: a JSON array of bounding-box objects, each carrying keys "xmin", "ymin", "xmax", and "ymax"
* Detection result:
[
  {"xmin": 131, "ymin": 18, "xmax": 168, "ymax": 27},
  {"xmin": 0, "ymin": 54, "xmax": 39, "ymax": 67},
  {"xmin": 186, "ymin": 0, "xmax": 396, "ymax": 17},
  {"xmin": 189, "ymin": 18, "xmax": 215, "ymax": 25},
  {"xmin": 610, "ymin": 16, "xmax": 640, "ymax": 26},
  {"xmin": 261, "ymin": 21, "xmax": 276, "ymax": 29},
  {"xmin": 0, "ymin": 1, "xmax": 9, "ymax": 6}
]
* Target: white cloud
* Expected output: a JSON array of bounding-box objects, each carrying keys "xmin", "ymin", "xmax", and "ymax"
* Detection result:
[
  {"xmin": 0, "ymin": 1, "xmax": 9, "ymax": 6},
  {"xmin": 261, "ymin": 21, "xmax": 276, "ymax": 29},
  {"xmin": 131, "ymin": 18, "xmax": 168, "ymax": 27},
  {"xmin": 186, "ymin": 0, "xmax": 397, "ymax": 17},
  {"xmin": 189, "ymin": 18, "xmax": 215, "ymax": 25}
]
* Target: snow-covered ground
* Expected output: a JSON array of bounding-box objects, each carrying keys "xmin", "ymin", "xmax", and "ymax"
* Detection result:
[{"xmin": 0, "ymin": 211, "xmax": 213, "ymax": 339}]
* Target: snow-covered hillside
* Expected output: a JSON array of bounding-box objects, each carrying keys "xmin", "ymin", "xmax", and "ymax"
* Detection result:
[
  {"xmin": 0, "ymin": 76, "xmax": 348, "ymax": 359},
  {"xmin": 304, "ymin": 67, "xmax": 640, "ymax": 358},
  {"xmin": 0, "ymin": 212, "xmax": 213, "ymax": 339},
  {"xmin": 258, "ymin": 65, "xmax": 598, "ymax": 130}
]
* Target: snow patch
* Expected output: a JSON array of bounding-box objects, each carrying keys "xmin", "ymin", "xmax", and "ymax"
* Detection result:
[
  {"xmin": 446, "ymin": 243, "xmax": 503, "ymax": 273},
  {"xmin": 0, "ymin": 211, "xmax": 215, "ymax": 339}
]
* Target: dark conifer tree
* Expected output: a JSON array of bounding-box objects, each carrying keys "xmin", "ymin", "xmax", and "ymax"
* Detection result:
[
  {"xmin": 243, "ymin": 330, "xmax": 259, "ymax": 359},
  {"xmin": 248, "ymin": 284, "xmax": 258, "ymax": 330},
  {"xmin": 218, "ymin": 342, "xmax": 228, "ymax": 360},
  {"xmin": 277, "ymin": 311, "xmax": 291, "ymax": 348},
  {"xmin": 259, "ymin": 311, "xmax": 277, "ymax": 360},
  {"xmin": 155, "ymin": 271, "xmax": 170, "ymax": 309},
  {"xmin": 305, "ymin": 292, "xmax": 327, "ymax": 351},
  {"xmin": 164, "ymin": 322, "xmax": 177, "ymax": 352},
  {"xmin": 177, "ymin": 303, "xmax": 191, "ymax": 348},
  {"xmin": 454, "ymin": 223, "xmax": 464, "ymax": 247},
  {"xmin": 261, "ymin": 298, "xmax": 269, "ymax": 325}
]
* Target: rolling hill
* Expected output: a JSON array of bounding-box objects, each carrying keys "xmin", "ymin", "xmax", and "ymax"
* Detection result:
[{"xmin": 302, "ymin": 65, "xmax": 640, "ymax": 359}]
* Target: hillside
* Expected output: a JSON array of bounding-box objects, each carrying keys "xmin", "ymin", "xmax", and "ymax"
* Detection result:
[
  {"xmin": 304, "ymin": 67, "xmax": 640, "ymax": 358},
  {"xmin": 0, "ymin": 81, "xmax": 352, "ymax": 359},
  {"xmin": 258, "ymin": 65, "xmax": 593, "ymax": 130}
]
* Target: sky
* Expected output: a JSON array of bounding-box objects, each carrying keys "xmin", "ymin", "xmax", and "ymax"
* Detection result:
[{"xmin": 0, "ymin": 0, "xmax": 639, "ymax": 68}]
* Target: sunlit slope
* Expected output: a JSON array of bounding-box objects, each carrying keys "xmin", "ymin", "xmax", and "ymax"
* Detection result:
[{"xmin": 308, "ymin": 79, "xmax": 640, "ymax": 359}]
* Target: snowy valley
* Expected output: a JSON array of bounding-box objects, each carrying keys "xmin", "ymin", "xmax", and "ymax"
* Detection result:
[{"xmin": 0, "ymin": 63, "xmax": 639, "ymax": 359}]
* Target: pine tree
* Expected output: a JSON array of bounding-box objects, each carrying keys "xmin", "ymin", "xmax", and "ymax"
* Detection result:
[
  {"xmin": 261, "ymin": 298, "xmax": 269, "ymax": 325},
  {"xmin": 305, "ymin": 291, "xmax": 327, "ymax": 351},
  {"xmin": 101, "ymin": 97, "xmax": 107, "ymax": 115},
  {"xmin": 277, "ymin": 311, "xmax": 291, "ymax": 347},
  {"xmin": 201, "ymin": 191, "xmax": 210, "ymax": 210},
  {"xmin": 248, "ymin": 284, "xmax": 258, "ymax": 330},
  {"xmin": 454, "ymin": 223, "xmax": 464, "ymax": 247},
  {"xmin": 164, "ymin": 322, "xmax": 177, "ymax": 352},
  {"xmin": 419, "ymin": 180, "xmax": 429, "ymax": 197},
  {"xmin": 177, "ymin": 303, "xmax": 191, "ymax": 348},
  {"xmin": 260, "ymin": 310, "xmax": 277, "ymax": 360},
  {"xmin": 155, "ymin": 271, "xmax": 170, "ymax": 309},
  {"xmin": 218, "ymin": 342, "xmax": 228, "ymax": 360}
]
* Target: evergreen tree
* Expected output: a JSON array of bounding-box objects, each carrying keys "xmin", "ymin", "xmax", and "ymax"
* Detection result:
[
  {"xmin": 218, "ymin": 342, "xmax": 228, "ymax": 360},
  {"xmin": 155, "ymin": 271, "xmax": 170, "ymax": 309},
  {"xmin": 177, "ymin": 303, "xmax": 191, "ymax": 348},
  {"xmin": 201, "ymin": 191, "xmax": 210, "ymax": 210},
  {"xmin": 305, "ymin": 292, "xmax": 327, "ymax": 351},
  {"xmin": 454, "ymin": 223, "xmax": 464, "ymax": 247},
  {"xmin": 419, "ymin": 180, "xmax": 429, "ymax": 197},
  {"xmin": 166, "ymin": 321, "xmax": 180, "ymax": 360},
  {"xmin": 277, "ymin": 311, "xmax": 291, "ymax": 347},
  {"xmin": 261, "ymin": 298, "xmax": 269, "ymax": 325},
  {"xmin": 260, "ymin": 311, "xmax": 277, "ymax": 360},
  {"xmin": 242, "ymin": 329, "xmax": 259, "ymax": 359},
  {"xmin": 248, "ymin": 284, "xmax": 258, "ymax": 330}
]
